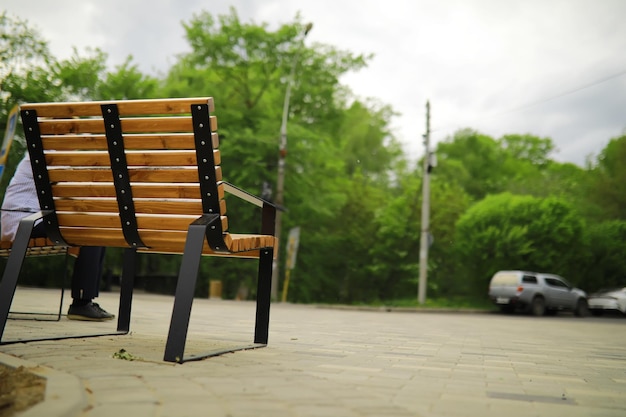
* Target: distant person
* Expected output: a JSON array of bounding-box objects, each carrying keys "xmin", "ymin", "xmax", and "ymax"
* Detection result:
[{"xmin": 1, "ymin": 154, "xmax": 114, "ymax": 321}]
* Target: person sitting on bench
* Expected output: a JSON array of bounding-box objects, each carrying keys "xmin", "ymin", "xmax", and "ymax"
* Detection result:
[{"xmin": 1, "ymin": 154, "xmax": 114, "ymax": 321}]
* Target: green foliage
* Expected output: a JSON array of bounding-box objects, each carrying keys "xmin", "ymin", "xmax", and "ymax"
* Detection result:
[
  {"xmin": 500, "ymin": 133, "xmax": 554, "ymax": 166},
  {"xmin": 1, "ymin": 12, "xmax": 56, "ymax": 197},
  {"xmin": 0, "ymin": 12, "xmax": 49, "ymax": 66},
  {"xmin": 112, "ymin": 348, "xmax": 142, "ymax": 361},
  {"xmin": 51, "ymin": 48, "xmax": 107, "ymax": 100},
  {"xmin": 454, "ymin": 193, "xmax": 587, "ymax": 295},
  {"xmin": 160, "ymin": 9, "xmax": 397, "ymax": 302},
  {"xmin": 338, "ymin": 101, "xmax": 401, "ymax": 177},
  {"xmin": 368, "ymin": 172, "xmax": 421, "ymax": 299},
  {"xmin": 435, "ymin": 129, "xmax": 509, "ymax": 199},
  {"xmin": 588, "ymin": 135, "xmax": 626, "ymax": 220},
  {"xmin": 582, "ymin": 220, "xmax": 626, "ymax": 291},
  {"xmin": 98, "ymin": 57, "xmax": 160, "ymax": 100},
  {"xmin": 427, "ymin": 181, "xmax": 473, "ymax": 296},
  {"xmin": 1, "ymin": 9, "xmax": 624, "ymax": 306},
  {"xmin": 0, "ymin": 255, "xmax": 68, "ymax": 288}
]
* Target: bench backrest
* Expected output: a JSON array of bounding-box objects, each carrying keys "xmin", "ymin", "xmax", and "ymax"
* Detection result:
[{"xmin": 19, "ymin": 97, "xmax": 270, "ymax": 257}]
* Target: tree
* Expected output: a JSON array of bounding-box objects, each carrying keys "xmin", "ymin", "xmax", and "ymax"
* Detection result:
[
  {"xmin": 0, "ymin": 12, "xmax": 60, "ymax": 196},
  {"xmin": 589, "ymin": 135, "xmax": 626, "ymax": 220},
  {"xmin": 165, "ymin": 6, "xmax": 376, "ymax": 192},
  {"xmin": 97, "ymin": 56, "xmax": 160, "ymax": 100},
  {"xmin": 336, "ymin": 100, "xmax": 401, "ymax": 178},
  {"xmin": 499, "ymin": 133, "xmax": 554, "ymax": 166},
  {"xmin": 435, "ymin": 129, "xmax": 510, "ymax": 200},
  {"xmin": 8, "ymin": 8, "xmax": 621, "ymax": 305},
  {"xmin": 454, "ymin": 193, "xmax": 587, "ymax": 296},
  {"xmin": 426, "ymin": 180, "xmax": 472, "ymax": 297},
  {"xmin": 351, "ymin": 164, "xmax": 420, "ymax": 302},
  {"xmin": 161, "ymin": 9, "xmax": 401, "ymax": 301},
  {"xmin": 0, "ymin": 14, "xmax": 159, "ymax": 204},
  {"xmin": 583, "ymin": 220, "xmax": 626, "ymax": 291},
  {"xmin": 0, "ymin": 12, "xmax": 51, "ymax": 106}
]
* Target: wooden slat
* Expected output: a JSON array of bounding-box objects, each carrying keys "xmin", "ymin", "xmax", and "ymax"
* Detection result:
[
  {"xmin": 37, "ymin": 116, "xmax": 217, "ymax": 135},
  {"xmin": 55, "ymin": 213, "xmax": 228, "ymax": 232},
  {"xmin": 21, "ymin": 97, "xmax": 214, "ymax": 118},
  {"xmin": 228, "ymin": 234, "xmax": 277, "ymax": 252},
  {"xmin": 53, "ymin": 199, "xmax": 227, "ymax": 216},
  {"xmin": 0, "ymin": 238, "xmax": 80, "ymax": 258},
  {"xmin": 41, "ymin": 133, "xmax": 218, "ymax": 150},
  {"xmin": 48, "ymin": 168, "xmax": 113, "ymax": 182},
  {"xmin": 52, "ymin": 183, "xmax": 224, "ymax": 199},
  {"xmin": 42, "ymin": 135, "xmax": 109, "ymax": 150},
  {"xmin": 46, "ymin": 151, "xmax": 110, "ymax": 167},
  {"xmin": 132, "ymin": 231, "xmax": 274, "ymax": 253},
  {"xmin": 57, "ymin": 228, "xmax": 273, "ymax": 256},
  {"xmin": 45, "ymin": 150, "xmax": 221, "ymax": 167},
  {"xmin": 52, "ymin": 183, "xmax": 117, "ymax": 197},
  {"xmin": 0, "ymin": 237, "xmax": 56, "ymax": 249},
  {"xmin": 53, "ymin": 198, "xmax": 119, "ymax": 214},
  {"xmin": 139, "ymin": 247, "xmax": 264, "ymax": 259},
  {"xmin": 47, "ymin": 166, "xmax": 222, "ymax": 183}
]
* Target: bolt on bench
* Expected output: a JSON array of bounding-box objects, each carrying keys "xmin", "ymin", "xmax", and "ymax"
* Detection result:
[{"xmin": 0, "ymin": 97, "xmax": 278, "ymax": 362}]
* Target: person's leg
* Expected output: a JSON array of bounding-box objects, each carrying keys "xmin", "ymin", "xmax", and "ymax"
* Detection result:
[
  {"xmin": 67, "ymin": 247, "xmax": 114, "ymax": 321},
  {"xmin": 30, "ymin": 225, "xmax": 113, "ymax": 320},
  {"xmin": 70, "ymin": 246, "xmax": 105, "ymax": 301}
]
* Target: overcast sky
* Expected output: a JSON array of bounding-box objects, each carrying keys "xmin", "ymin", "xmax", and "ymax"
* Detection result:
[{"xmin": 3, "ymin": 0, "xmax": 626, "ymax": 166}]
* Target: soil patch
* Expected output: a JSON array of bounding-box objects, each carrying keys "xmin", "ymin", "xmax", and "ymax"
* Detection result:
[{"xmin": 0, "ymin": 364, "xmax": 46, "ymax": 417}]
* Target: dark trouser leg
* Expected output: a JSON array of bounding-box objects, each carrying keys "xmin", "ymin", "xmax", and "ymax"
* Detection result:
[{"xmin": 71, "ymin": 247, "xmax": 106, "ymax": 302}]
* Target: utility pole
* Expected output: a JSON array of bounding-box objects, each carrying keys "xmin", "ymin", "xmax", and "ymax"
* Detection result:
[
  {"xmin": 272, "ymin": 23, "xmax": 313, "ymax": 300},
  {"xmin": 418, "ymin": 101, "xmax": 431, "ymax": 305}
]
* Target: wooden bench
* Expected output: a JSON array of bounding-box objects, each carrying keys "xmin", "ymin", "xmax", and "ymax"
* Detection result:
[{"xmin": 0, "ymin": 97, "xmax": 278, "ymax": 362}]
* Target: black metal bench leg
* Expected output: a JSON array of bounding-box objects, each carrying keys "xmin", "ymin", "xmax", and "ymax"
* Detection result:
[
  {"xmin": 0, "ymin": 214, "xmax": 39, "ymax": 341},
  {"xmin": 117, "ymin": 248, "xmax": 136, "ymax": 333},
  {"xmin": 254, "ymin": 248, "xmax": 273, "ymax": 345},
  {"xmin": 164, "ymin": 223, "xmax": 206, "ymax": 363},
  {"xmin": 54, "ymin": 254, "xmax": 70, "ymax": 321}
]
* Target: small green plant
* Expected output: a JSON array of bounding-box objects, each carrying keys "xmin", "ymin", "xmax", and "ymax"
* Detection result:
[{"xmin": 112, "ymin": 348, "xmax": 141, "ymax": 361}]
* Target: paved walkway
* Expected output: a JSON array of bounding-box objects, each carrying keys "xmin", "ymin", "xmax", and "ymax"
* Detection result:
[{"xmin": 1, "ymin": 287, "xmax": 626, "ymax": 417}]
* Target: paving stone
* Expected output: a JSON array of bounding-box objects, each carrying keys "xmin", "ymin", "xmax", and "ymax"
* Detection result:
[{"xmin": 2, "ymin": 288, "xmax": 626, "ymax": 417}]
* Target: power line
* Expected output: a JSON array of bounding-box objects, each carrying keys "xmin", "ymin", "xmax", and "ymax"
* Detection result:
[
  {"xmin": 500, "ymin": 67, "xmax": 626, "ymax": 115},
  {"xmin": 431, "ymin": 67, "xmax": 626, "ymax": 135}
]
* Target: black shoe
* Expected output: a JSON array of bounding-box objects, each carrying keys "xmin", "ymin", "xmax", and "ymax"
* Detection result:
[{"xmin": 67, "ymin": 302, "xmax": 115, "ymax": 321}]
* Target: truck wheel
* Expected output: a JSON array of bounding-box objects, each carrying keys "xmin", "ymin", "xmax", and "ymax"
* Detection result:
[
  {"xmin": 574, "ymin": 299, "xmax": 589, "ymax": 317},
  {"xmin": 531, "ymin": 296, "xmax": 546, "ymax": 316}
]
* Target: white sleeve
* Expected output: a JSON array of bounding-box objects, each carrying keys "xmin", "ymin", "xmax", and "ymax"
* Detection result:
[{"xmin": 1, "ymin": 155, "xmax": 40, "ymax": 241}]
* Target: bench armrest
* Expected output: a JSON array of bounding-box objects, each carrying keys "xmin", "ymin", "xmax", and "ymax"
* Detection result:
[{"xmin": 222, "ymin": 182, "xmax": 286, "ymax": 212}]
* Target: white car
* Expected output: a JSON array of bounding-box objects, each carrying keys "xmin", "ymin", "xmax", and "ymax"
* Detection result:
[
  {"xmin": 588, "ymin": 287, "xmax": 626, "ymax": 316},
  {"xmin": 488, "ymin": 270, "xmax": 588, "ymax": 316}
]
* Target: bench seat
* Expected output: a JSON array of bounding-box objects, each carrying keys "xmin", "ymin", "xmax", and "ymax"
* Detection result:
[{"xmin": 0, "ymin": 238, "xmax": 82, "ymax": 257}]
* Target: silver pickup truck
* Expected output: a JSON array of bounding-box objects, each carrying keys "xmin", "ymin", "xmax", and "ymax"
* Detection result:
[{"xmin": 488, "ymin": 270, "xmax": 588, "ymax": 316}]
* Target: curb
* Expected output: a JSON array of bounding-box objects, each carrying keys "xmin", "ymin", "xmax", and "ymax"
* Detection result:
[
  {"xmin": 314, "ymin": 304, "xmax": 494, "ymax": 314},
  {"xmin": 0, "ymin": 352, "xmax": 87, "ymax": 417}
]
